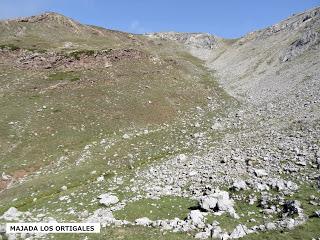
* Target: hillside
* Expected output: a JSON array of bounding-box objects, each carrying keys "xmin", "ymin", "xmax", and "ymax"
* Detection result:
[{"xmin": 0, "ymin": 8, "xmax": 320, "ymax": 240}]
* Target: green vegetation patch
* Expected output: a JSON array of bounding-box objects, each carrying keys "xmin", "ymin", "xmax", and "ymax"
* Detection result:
[
  {"xmin": 114, "ymin": 196, "xmax": 198, "ymax": 221},
  {"xmin": 0, "ymin": 43, "xmax": 20, "ymax": 51},
  {"xmin": 51, "ymin": 225, "xmax": 194, "ymax": 240},
  {"xmin": 68, "ymin": 49, "xmax": 96, "ymax": 60},
  {"xmin": 48, "ymin": 71, "xmax": 80, "ymax": 82}
]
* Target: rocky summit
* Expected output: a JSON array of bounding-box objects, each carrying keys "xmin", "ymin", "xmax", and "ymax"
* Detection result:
[{"xmin": 0, "ymin": 7, "xmax": 320, "ymax": 240}]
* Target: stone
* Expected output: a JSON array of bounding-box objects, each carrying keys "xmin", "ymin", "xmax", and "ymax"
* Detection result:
[
  {"xmin": 187, "ymin": 210, "xmax": 206, "ymax": 227},
  {"xmin": 200, "ymin": 190, "xmax": 236, "ymax": 212},
  {"xmin": 279, "ymin": 218, "xmax": 295, "ymax": 230},
  {"xmin": 313, "ymin": 210, "xmax": 320, "ymax": 217},
  {"xmin": 135, "ymin": 217, "xmax": 152, "ymax": 226},
  {"xmin": 283, "ymin": 200, "xmax": 302, "ymax": 216},
  {"xmin": 97, "ymin": 193, "xmax": 119, "ymax": 206},
  {"xmin": 216, "ymin": 192, "xmax": 234, "ymax": 212},
  {"xmin": 177, "ymin": 154, "xmax": 187, "ymax": 161},
  {"xmin": 228, "ymin": 208, "xmax": 240, "ymax": 219},
  {"xmin": 199, "ymin": 190, "xmax": 238, "ymax": 218},
  {"xmin": 265, "ymin": 222, "xmax": 277, "ymax": 230},
  {"xmin": 232, "ymin": 180, "xmax": 247, "ymax": 191},
  {"xmin": 0, "ymin": 207, "xmax": 22, "ymax": 221},
  {"xmin": 253, "ymin": 169, "xmax": 268, "ymax": 177},
  {"xmin": 211, "ymin": 226, "xmax": 223, "ymax": 238},
  {"xmin": 199, "ymin": 196, "xmax": 218, "ymax": 211},
  {"xmin": 230, "ymin": 224, "xmax": 247, "ymax": 239},
  {"xmin": 122, "ymin": 134, "xmax": 130, "ymax": 139},
  {"xmin": 96, "ymin": 176, "xmax": 105, "ymax": 182},
  {"xmin": 195, "ymin": 230, "xmax": 211, "ymax": 239},
  {"xmin": 86, "ymin": 209, "xmax": 116, "ymax": 225}
]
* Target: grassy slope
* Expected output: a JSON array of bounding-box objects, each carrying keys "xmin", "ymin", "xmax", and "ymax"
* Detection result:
[{"xmin": 0, "ymin": 14, "xmax": 234, "ymax": 219}]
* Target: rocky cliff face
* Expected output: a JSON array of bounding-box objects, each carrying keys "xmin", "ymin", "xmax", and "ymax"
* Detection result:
[{"xmin": 145, "ymin": 32, "xmax": 224, "ymax": 49}]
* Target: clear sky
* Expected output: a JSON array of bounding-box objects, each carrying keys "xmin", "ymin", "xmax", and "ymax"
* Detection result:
[{"xmin": 0, "ymin": 0, "xmax": 319, "ymax": 38}]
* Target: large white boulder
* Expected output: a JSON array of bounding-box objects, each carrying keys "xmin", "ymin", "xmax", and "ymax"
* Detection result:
[
  {"xmin": 230, "ymin": 224, "xmax": 248, "ymax": 239},
  {"xmin": 97, "ymin": 193, "xmax": 119, "ymax": 206},
  {"xmin": 187, "ymin": 210, "xmax": 206, "ymax": 227},
  {"xmin": 0, "ymin": 207, "xmax": 22, "ymax": 221}
]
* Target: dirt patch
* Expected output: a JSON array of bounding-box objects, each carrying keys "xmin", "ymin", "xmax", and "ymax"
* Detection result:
[
  {"xmin": 0, "ymin": 180, "xmax": 10, "ymax": 191},
  {"xmin": 0, "ymin": 48, "xmax": 148, "ymax": 70},
  {"xmin": 12, "ymin": 169, "xmax": 28, "ymax": 179}
]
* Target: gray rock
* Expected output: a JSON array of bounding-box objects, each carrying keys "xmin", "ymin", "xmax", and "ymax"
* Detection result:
[
  {"xmin": 97, "ymin": 193, "xmax": 119, "ymax": 206},
  {"xmin": 86, "ymin": 209, "xmax": 116, "ymax": 225},
  {"xmin": 135, "ymin": 217, "xmax": 152, "ymax": 226},
  {"xmin": 0, "ymin": 207, "xmax": 22, "ymax": 221},
  {"xmin": 187, "ymin": 210, "xmax": 206, "ymax": 227},
  {"xmin": 199, "ymin": 196, "xmax": 218, "ymax": 211},
  {"xmin": 313, "ymin": 210, "xmax": 320, "ymax": 217},
  {"xmin": 283, "ymin": 200, "xmax": 302, "ymax": 216},
  {"xmin": 199, "ymin": 190, "xmax": 237, "ymax": 218},
  {"xmin": 232, "ymin": 180, "xmax": 247, "ymax": 191},
  {"xmin": 279, "ymin": 218, "xmax": 295, "ymax": 230},
  {"xmin": 195, "ymin": 230, "xmax": 211, "ymax": 239},
  {"xmin": 230, "ymin": 224, "xmax": 247, "ymax": 239},
  {"xmin": 253, "ymin": 169, "xmax": 268, "ymax": 177},
  {"xmin": 265, "ymin": 222, "xmax": 277, "ymax": 230}
]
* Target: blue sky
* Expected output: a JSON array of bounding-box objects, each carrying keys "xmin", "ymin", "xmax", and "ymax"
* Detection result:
[{"xmin": 0, "ymin": 0, "xmax": 319, "ymax": 38}]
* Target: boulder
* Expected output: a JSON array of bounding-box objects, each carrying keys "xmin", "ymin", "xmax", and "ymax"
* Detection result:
[
  {"xmin": 97, "ymin": 193, "xmax": 119, "ymax": 206},
  {"xmin": 195, "ymin": 230, "xmax": 211, "ymax": 239},
  {"xmin": 283, "ymin": 200, "xmax": 302, "ymax": 216},
  {"xmin": 253, "ymin": 169, "xmax": 268, "ymax": 177},
  {"xmin": 187, "ymin": 210, "xmax": 206, "ymax": 227},
  {"xmin": 199, "ymin": 190, "xmax": 238, "ymax": 219},
  {"xmin": 0, "ymin": 207, "xmax": 22, "ymax": 221},
  {"xmin": 230, "ymin": 224, "xmax": 247, "ymax": 239},
  {"xmin": 199, "ymin": 196, "xmax": 218, "ymax": 211},
  {"xmin": 313, "ymin": 210, "xmax": 320, "ymax": 217},
  {"xmin": 232, "ymin": 180, "xmax": 247, "ymax": 191},
  {"xmin": 265, "ymin": 222, "xmax": 277, "ymax": 230},
  {"xmin": 135, "ymin": 217, "xmax": 152, "ymax": 226}
]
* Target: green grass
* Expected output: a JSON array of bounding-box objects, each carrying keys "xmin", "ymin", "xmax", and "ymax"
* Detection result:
[
  {"xmin": 0, "ymin": 43, "xmax": 20, "ymax": 51},
  {"xmin": 48, "ymin": 71, "xmax": 80, "ymax": 82},
  {"xmin": 114, "ymin": 197, "xmax": 198, "ymax": 221},
  {"xmin": 243, "ymin": 218, "xmax": 320, "ymax": 240},
  {"xmin": 49, "ymin": 226, "xmax": 195, "ymax": 240},
  {"xmin": 68, "ymin": 49, "xmax": 96, "ymax": 60}
]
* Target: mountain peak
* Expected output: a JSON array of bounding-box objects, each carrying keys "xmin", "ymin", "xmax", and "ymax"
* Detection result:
[{"xmin": 14, "ymin": 11, "xmax": 79, "ymax": 24}]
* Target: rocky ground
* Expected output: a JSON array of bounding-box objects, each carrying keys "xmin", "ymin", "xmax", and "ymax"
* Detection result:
[{"xmin": 0, "ymin": 7, "xmax": 320, "ymax": 240}]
